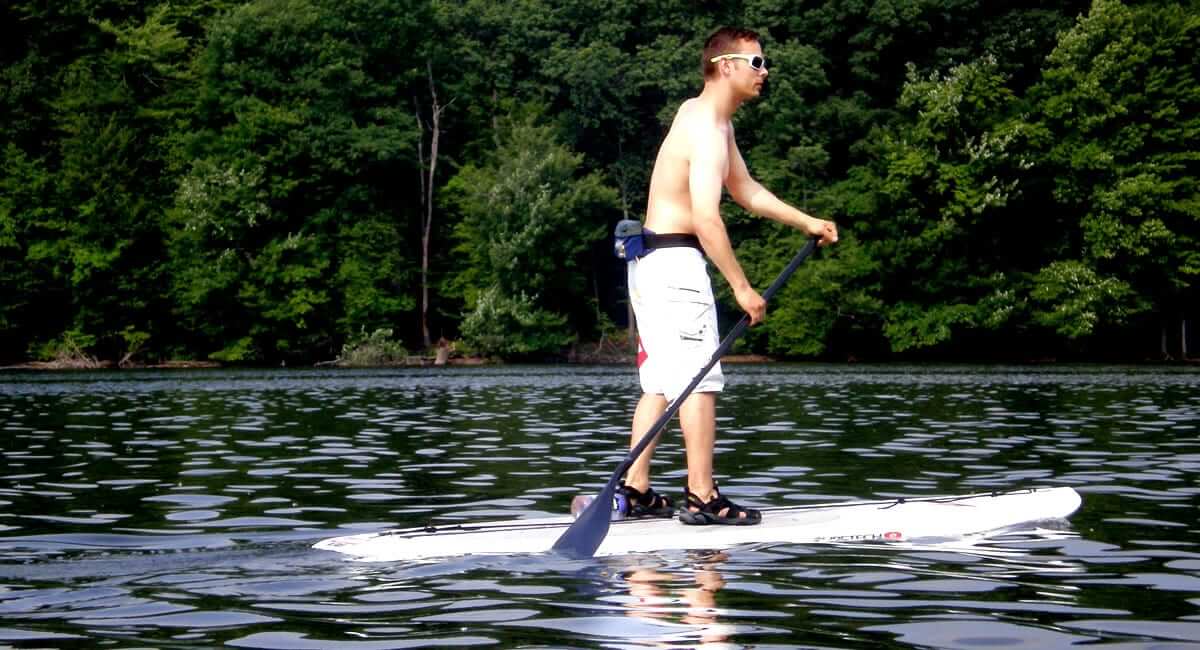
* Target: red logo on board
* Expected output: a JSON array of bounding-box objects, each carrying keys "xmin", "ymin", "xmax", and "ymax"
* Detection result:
[{"xmin": 884, "ymin": 531, "xmax": 902, "ymax": 540}]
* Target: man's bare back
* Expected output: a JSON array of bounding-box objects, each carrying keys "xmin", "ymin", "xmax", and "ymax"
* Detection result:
[{"xmin": 644, "ymin": 98, "xmax": 729, "ymax": 236}]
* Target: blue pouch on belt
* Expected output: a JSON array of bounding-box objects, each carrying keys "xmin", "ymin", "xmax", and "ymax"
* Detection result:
[{"xmin": 613, "ymin": 219, "xmax": 645, "ymax": 260}]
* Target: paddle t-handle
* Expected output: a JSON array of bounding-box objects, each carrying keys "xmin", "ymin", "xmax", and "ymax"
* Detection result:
[{"xmin": 552, "ymin": 238, "xmax": 819, "ymax": 558}]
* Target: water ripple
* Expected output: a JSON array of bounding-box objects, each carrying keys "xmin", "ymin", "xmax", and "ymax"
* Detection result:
[{"xmin": 0, "ymin": 364, "xmax": 1196, "ymax": 647}]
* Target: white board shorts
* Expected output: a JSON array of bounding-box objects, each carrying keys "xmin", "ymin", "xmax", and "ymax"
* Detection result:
[{"xmin": 628, "ymin": 247, "xmax": 724, "ymax": 402}]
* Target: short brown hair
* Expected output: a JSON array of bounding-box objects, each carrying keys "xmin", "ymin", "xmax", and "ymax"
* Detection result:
[{"xmin": 702, "ymin": 27, "xmax": 761, "ymax": 79}]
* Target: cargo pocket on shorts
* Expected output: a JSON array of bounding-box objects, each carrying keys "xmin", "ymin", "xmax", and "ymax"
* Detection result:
[{"xmin": 665, "ymin": 283, "xmax": 713, "ymax": 350}]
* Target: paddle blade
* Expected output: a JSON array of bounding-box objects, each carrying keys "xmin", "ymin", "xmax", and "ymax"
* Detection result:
[{"xmin": 551, "ymin": 483, "xmax": 615, "ymax": 558}]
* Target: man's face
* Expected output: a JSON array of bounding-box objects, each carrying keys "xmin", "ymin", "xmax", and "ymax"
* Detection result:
[{"xmin": 731, "ymin": 39, "xmax": 768, "ymax": 99}]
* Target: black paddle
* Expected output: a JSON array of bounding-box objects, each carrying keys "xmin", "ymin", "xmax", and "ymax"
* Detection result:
[{"xmin": 552, "ymin": 237, "xmax": 819, "ymax": 558}]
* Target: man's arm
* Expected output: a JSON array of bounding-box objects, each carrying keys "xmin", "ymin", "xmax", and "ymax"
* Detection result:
[
  {"xmin": 689, "ymin": 126, "xmax": 767, "ymax": 324},
  {"xmin": 726, "ymin": 136, "xmax": 838, "ymax": 246}
]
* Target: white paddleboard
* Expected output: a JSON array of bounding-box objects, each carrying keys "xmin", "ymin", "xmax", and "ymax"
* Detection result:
[{"xmin": 314, "ymin": 487, "xmax": 1082, "ymax": 562}]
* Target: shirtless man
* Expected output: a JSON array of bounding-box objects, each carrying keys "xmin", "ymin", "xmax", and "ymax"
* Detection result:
[{"xmin": 618, "ymin": 27, "xmax": 838, "ymax": 525}]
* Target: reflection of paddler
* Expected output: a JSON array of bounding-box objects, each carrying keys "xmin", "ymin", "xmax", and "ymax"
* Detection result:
[
  {"xmin": 681, "ymin": 565, "xmax": 725, "ymax": 630},
  {"xmin": 621, "ymin": 552, "xmax": 734, "ymax": 645}
]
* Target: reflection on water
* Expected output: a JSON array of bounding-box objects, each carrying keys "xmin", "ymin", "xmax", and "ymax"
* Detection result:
[
  {"xmin": 618, "ymin": 553, "xmax": 737, "ymax": 646},
  {"xmin": 0, "ymin": 364, "xmax": 1197, "ymax": 648}
]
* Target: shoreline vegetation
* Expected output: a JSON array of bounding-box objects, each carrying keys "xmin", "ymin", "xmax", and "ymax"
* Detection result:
[
  {"xmin": 0, "ymin": 355, "xmax": 858, "ymax": 370},
  {"xmin": 5, "ymin": 357, "xmax": 1197, "ymax": 371},
  {"xmin": 3, "ymin": 319, "xmax": 1194, "ymax": 371},
  {"xmin": 2, "ymin": 1, "xmax": 1196, "ymax": 368},
  {"xmin": 2, "ymin": 345, "xmax": 1193, "ymax": 371},
  {"xmin": 0, "ymin": 326, "xmax": 815, "ymax": 370}
]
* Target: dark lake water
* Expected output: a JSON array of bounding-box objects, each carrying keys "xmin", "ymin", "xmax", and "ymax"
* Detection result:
[{"xmin": 0, "ymin": 364, "xmax": 1198, "ymax": 648}]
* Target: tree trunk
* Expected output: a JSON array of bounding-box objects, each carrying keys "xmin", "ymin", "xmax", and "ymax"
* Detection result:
[
  {"xmin": 414, "ymin": 105, "xmax": 428, "ymax": 348},
  {"xmin": 1183, "ymin": 319, "xmax": 1190, "ymax": 360},
  {"xmin": 416, "ymin": 61, "xmax": 447, "ymax": 351}
]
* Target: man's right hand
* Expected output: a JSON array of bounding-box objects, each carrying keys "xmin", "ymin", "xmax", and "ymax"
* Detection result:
[{"xmin": 735, "ymin": 286, "xmax": 767, "ymax": 325}]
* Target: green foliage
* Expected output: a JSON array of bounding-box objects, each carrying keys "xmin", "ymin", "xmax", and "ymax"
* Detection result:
[
  {"xmin": 0, "ymin": 0, "xmax": 1194, "ymax": 363},
  {"xmin": 1, "ymin": 1, "xmax": 205, "ymax": 361},
  {"xmin": 209, "ymin": 336, "xmax": 256, "ymax": 363},
  {"xmin": 459, "ymin": 285, "xmax": 574, "ymax": 359},
  {"xmin": 447, "ymin": 111, "xmax": 618, "ymax": 348},
  {"xmin": 822, "ymin": 54, "xmax": 1030, "ymax": 354},
  {"xmin": 120, "ymin": 326, "xmax": 151, "ymax": 364},
  {"xmin": 758, "ymin": 234, "xmax": 883, "ymax": 357},
  {"xmin": 1030, "ymin": 0, "xmax": 1199, "ymax": 313},
  {"xmin": 1030, "ymin": 260, "xmax": 1139, "ymax": 338},
  {"xmin": 334, "ymin": 213, "xmax": 416, "ymax": 336},
  {"xmin": 33, "ymin": 328, "xmax": 98, "ymax": 365},
  {"xmin": 339, "ymin": 327, "xmax": 407, "ymax": 367},
  {"xmin": 168, "ymin": 0, "xmax": 426, "ymax": 361},
  {"xmin": 242, "ymin": 232, "xmax": 331, "ymax": 355}
]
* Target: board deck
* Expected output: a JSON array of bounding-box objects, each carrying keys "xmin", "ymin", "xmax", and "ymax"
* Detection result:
[{"xmin": 314, "ymin": 486, "xmax": 1082, "ymax": 562}]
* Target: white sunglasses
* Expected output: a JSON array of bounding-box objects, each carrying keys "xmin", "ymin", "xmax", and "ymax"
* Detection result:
[{"xmin": 709, "ymin": 53, "xmax": 767, "ymax": 71}]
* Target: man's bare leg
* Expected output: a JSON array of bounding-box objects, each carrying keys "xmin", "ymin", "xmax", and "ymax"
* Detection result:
[
  {"xmin": 629, "ymin": 391, "xmax": 718, "ymax": 497},
  {"xmin": 679, "ymin": 392, "xmax": 717, "ymax": 501},
  {"xmin": 626, "ymin": 392, "xmax": 667, "ymax": 492},
  {"xmin": 679, "ymin": 391, "xmax": 757, "ymax": 522}
]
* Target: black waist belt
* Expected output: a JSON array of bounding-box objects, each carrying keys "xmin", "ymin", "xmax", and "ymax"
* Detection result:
[{"xmin": 644, "ymin": 232, "xmax": 702, "ymax": 251}]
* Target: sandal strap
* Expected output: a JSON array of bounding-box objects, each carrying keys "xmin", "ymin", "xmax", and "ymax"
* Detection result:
[
  {"xmin": 683, "ymin": 481, "xmax": 724, "ymax": 511},
  {"xmin": 618, "ymin": 481, "xmax": 672, "ymax": 510},
  {"xmin": 683, "ymin": 482, "xmax": 756, "ymax": 519},
  {"xmin": 641, "ymin": 487, "xmax": 671, "ymax": 510}
]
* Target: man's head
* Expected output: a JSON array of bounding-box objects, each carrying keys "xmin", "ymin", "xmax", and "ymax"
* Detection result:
[
  {"xmin": 702, "ymin": 27, "xmax": 767, "ymax": 101},
  {"xmin": 702, "ymin": 27, "xmax": 764, "ymax": 80}
]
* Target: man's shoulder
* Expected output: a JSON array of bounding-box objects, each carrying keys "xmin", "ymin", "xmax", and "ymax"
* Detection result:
[
  {"xmin": 672, "ymin": 100, "xmax": 725, "ymax": 139},
  {"xmin": 668, "ymin": 98, "xmax": 698, "ymax": 129},
  {"xmin": 674, "ymin": 97, "xmax": 711, "ymax": 121}
]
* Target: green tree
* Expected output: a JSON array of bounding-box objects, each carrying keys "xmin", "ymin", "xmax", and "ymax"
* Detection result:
[
  {"xmin": 2, "ymin": 3, "xmax": 198, "ymax": 362},
  {"xmin": 712, "ymin": 1, "xmax": 1088, "ymax": 358},
  {"xmin": 2, "ymin": 1, "xmax": 1191, "ymax": 363},
  {"xmin": 170, "ymin": 0, "xmax": 426, "ymax": 361},
  {"xmin": 1027, "ymin": 0, "xmax": 1199, "ymax": 345},
  {"xmin": 447, "ymin": 112, "xmax": 619, "ymax": 358},
  {"xmin": 809, "ymin": 57, "xmax": 1032, "ymax": 355}
]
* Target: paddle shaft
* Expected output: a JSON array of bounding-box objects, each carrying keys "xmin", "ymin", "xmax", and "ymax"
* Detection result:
[{"xmin": 552, "ymin": 238, "xmax": 818, "ymax": 558}]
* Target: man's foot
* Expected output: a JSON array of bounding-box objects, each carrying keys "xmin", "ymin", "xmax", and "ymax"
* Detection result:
[
  {"xmin": 678, "ymin": 482, "xmax": 761, "ymax": 525},
  {"xmin": 617, "ymin": 481, "xmax": 675, "ymax": 518}
]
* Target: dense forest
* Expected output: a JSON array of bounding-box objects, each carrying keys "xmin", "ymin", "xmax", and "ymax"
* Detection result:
[{"xmin": 1, "ymin": 0, "xmax": 1196, "ymax": 365}]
